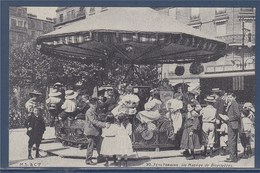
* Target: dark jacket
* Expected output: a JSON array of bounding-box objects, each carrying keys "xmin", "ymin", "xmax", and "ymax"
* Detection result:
[
  {"xmin": 227, "ymin": 100, "xmax": 241, "ymax": 129},
  {"xmin": 214, "ymin": 97, "xmax": 225, "ymax": 119},
  {"xmin": 84, "ymin": 105, "xmax": 106, "ymax": 136},
  {"xmin": 24, "ymin": 114, "xmax": 46, "ymax": 137}
]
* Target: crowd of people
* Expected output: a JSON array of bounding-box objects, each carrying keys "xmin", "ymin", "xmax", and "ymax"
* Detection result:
[{"xmin": 22, "ymin": 79, "xmax": 255, "ymax": 166}]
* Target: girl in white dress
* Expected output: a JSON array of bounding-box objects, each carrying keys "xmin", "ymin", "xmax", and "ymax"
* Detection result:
[
  {"xmin": 116, "ymin": 113, "xmax": 134, "ymax": 167},
  {"xmin": 100, "ymin": 114, "xmax": 119, "ymax": 166}
]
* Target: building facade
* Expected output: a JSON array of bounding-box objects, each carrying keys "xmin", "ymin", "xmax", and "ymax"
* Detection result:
[
  {"xmin": 157, "ymin": 7, "xmax": 255, "ymax": 103},
  {"xmin": 9, "ymin": 7, "xmax": 28, "ymax": 46},
  {"xmin": 27, "ymin": 14, "xmax": 54, "ymax": 40},
  {"xmin": 54, "ymin": 7, "xmax": 108, "ymax": 29},
  {"xmin": 9, "ymin": 7, "xmax": 55, "ymax": 46}
]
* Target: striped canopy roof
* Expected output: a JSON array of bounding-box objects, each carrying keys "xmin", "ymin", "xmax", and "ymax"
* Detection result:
[{"xmin": 37, "ymin": 8, "xmax": 227, "ymax": 64}]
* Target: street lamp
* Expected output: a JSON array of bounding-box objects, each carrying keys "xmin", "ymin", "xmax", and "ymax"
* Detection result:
[{"xmin": 241, "ymin": 21, "xmax": 252, "ymax": 71}]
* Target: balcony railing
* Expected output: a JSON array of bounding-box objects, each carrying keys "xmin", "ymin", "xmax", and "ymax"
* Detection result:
[
  {"xmin": 205, "ymin": 63, "xmax": 255, "ymax": 73},
  {"xmin": 216, "ymin": 34, "xmax": 255, "ymax": 44},
  {"xmin": 10, "ymin": 25, "xmax": 27, "ymax": 32}
]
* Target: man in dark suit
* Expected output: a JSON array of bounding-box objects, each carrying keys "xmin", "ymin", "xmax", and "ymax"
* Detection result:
[
  {"xmin": 225, "ymin": 93, "xmax": 240, "ymax": 162},
  {"xmin": 84, "ymin": 98, "xmax": 110, "ymax": 165},
  {"xmin": 24, "ymin": 107, "xmax": 46, "ymax": 159},
  {"xmin": 212, "ymin": 88, "xmax": 225, "ymax": 149}
]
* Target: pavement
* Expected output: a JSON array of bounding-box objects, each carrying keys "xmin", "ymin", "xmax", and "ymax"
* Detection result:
[{"xmin": 9, "ymin": 127, "xmax": 254, "ymax": 168}]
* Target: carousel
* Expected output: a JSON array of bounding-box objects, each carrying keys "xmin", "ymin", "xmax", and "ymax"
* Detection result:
[{"xmin": 37, "ymin": 8, "xmax": 227, "ymax": 150}]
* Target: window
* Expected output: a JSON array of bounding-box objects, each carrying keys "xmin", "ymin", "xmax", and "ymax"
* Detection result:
[
  {"xmin": 17, "ymin": 8, "xmax": 22, "ymax": 16},
  {"xmin": 11, "ymin": 33, "xmax": 17, "ymax": 42},
  {"xmin": 59, "ymin": 14, "xmax": 64, "ymax": 22},
  {"xmin": 24, "ymin": 21, "xmax": 27, "ymax": 28},
  {"xmin": 18, "ymin": 21, "xmax": 23, "ymax": 27},
  {"xmin": 11, "ymin": 19, "xmax": 16, "ymax": 27},
  {"xmin": 89, "ymin": 7, "xmax": 95, "ymax": 15},
  {"xmin": 215, "ymin": 8, "xmax": 226, "ymax": 15},
  {"xmin": 31, "ymin": 31, "xmax": 36, "ymax": 38},
  {"xmin": 67, "ymin": 11, "xmax": 71, "ymax": 20},
  {"xmin": 190, "ymin": 8, "xmax": 200, "ymax": 20},
  {"xmin": 43, "ymin": 22, "xmax": 47, "ymax": 30},
  {"xmin": 30, "ymin": 20, "xmax": 35, "ymax": 29},
  {"xmin": 240, "ymin": 8, "xmax": 254, "ymax": 12},
  {"xmin": 71, "ymin": 10, "xmax": 76, "ymax": 18},
  {"xmin": 242, "ymin": 21, "xmax": 253, "ymax": 33},
  {"xmin": 216, "ymin": 22, "xmax": 227, "ymax": 36}
]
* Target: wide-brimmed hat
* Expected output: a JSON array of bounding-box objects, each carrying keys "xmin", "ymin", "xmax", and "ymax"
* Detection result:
[
  {"xmin": 65, "ymin": 90, "xmax": 78, "ymax": 99},
  {"xmin": 29, "ymin": 90, "xmax": 42, "ymax": 96},
  {"xmin": 211, "ymin": 88, "xmax": 222, "ymax": 93},
  {"xmin": 53, "ymin": 82, "xmax": 63, "ymax": 87},
  {"xmin": 204, "ymin": 96, "xmax": 216, "ymax": 103},
  {"xmin": 49, "ymin": 89, "xmax": 62, "ymax": 97}
]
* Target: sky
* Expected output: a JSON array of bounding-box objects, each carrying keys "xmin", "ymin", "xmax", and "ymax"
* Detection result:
[{"xmin": 26, "ymin": 7, "xmax": 57, "ymax": 20}]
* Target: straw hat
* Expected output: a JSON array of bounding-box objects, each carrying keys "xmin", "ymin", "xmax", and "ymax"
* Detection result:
[
  {"xmin": 211, "ymin": 88, "xmax": 222, "ymax": 93},
  {"xmin": 53, "ymin": 82, "xmax": 63, "ymax": 87},
  {"xmin": 29, "ymin": 90, "xmax": 42, "ymax": 96},
  {"xmin": 65, "ymin": 90, "xmax": 78, "ymax": 99},
  {"xmin": 204, "ymin": 96, "xmax": 216, "ymax": 103},
  {"xmin": 49, "ymin": 89, "xmax": 62, "ymax": 97}
]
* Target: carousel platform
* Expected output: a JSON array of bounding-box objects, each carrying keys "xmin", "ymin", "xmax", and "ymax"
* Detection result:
[{"xmin": 38, "ymin": 127, "xmax": 184, "ymax": 160}]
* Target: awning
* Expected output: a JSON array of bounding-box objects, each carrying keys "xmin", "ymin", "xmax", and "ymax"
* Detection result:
[{"xmin": 37, "ymin": 7, "xmax": 227, "ymax": 64}]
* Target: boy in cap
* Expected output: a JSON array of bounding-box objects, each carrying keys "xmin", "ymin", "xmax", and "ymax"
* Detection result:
[
  {"xmin": 24, "ymin": 107, "xmax": 46, "ymax": 159},
  {"xmin": 200, "ymin": 96, "xmax": 217, "ymax": 157},
  {"xmin": 240, "ymin": 103, "xmax": 254, "ymax": 159}
]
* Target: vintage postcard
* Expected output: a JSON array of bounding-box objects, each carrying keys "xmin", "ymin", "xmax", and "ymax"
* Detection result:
[{"xmin": 8, "ymin": 6, "xmax": 255, "ymax": 168}]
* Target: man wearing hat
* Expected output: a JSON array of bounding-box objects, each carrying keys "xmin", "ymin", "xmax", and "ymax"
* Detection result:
[
  {"xmin": 84, "ymin": 98, "xmax": 110, "ymax": 165},
  {"xmin": 200, "ymin": 96, "xmax": 217, "ymax": 157},
  {"xmin": 211, "ymin": 88, "xmax": 226, "ymax": 149},
  {"xmin": 224, "ymin": 93, "xmax": 241, "ymax": 162},
  {"xmin": 25, "ymin": 90, "xmax": 43, "ymax": 114},
  {"xmin": 46, "ymin": 89, "xmax": 63, "ymax": 127}
]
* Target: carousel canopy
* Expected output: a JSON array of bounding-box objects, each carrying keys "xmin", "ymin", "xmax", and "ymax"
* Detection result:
[{"xmin": 37, "ymin": 8, "xmax": 227, "ymax": 64}]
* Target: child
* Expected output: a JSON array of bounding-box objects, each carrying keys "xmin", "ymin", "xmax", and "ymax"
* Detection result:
[
  {"xmin": 200, "ymin": 96, "xmax": 216, "ymax": 157},
  {"xmin": 24, "ymin": 107, "xmax": 46, "ymax": 159},
  {"xmin": 100, "ymin": 114, "xmax": 119, "ymax": 167},
  {"xmin": 59, "ymin": 90, "xmax": 78, "ymax": 123},
  {"xmin": 216, "ymin": 120, "xmax": 228, "ymax": 156},
  {"xmin": 116, "ymin": 113, "xmax": 134, "ymax": 167},
  {"xmin": 240, "ymin": 105, "xmax": 254, "ymax": 159},
  {"xmin": 180, "ymin": 103, "xmax": 201, "ymax": 160},
  {"xmin": 46, "ymin": 89, "xmax": 63, "ymax": 127},
  {"xmin": 25, "ymin": 90, "xmax": 43, "ymax": 115},
  {"xmin": 166, "ymin": 95, "xmax": 183, "ymax": 140}
]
